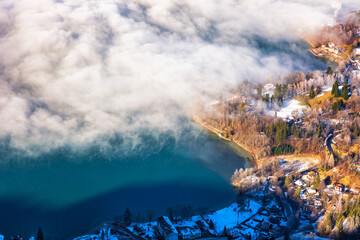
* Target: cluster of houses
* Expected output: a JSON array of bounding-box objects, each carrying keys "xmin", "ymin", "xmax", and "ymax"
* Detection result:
[
  {"xmin": 210, "ymin": 194, "xmax": 289, "ymax": 240},
  {"xmin": 292, "ymin": 169, "xmax": 360, "ymax": 212},
  {"xmin": 293, "ymin": 171, "xmax": 323, "ymax": 208},
  {"xmin": 323, "ymin": 42, "xmax": 340, "ymax": 54},
  {"xmin": 229, "ymin": 197, "xmax": 286, "ymax": 239},
  {"xmin": 311, "ymin": 42, "xmax": 341, "ymax": 56},
  {"xmin": 350, "ymin": 47, "xmax": 360, "ymax": 70},
  {"xmin": 129, "ymin": 216, "xmax": 217, "ymax": 240},
  {"xmin": 126, "ymin": 192, "xmax": 290, "ymax": 240}
]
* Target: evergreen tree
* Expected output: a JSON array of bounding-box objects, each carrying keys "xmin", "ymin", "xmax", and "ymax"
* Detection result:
[
  {"xmin": 223, "ymin": 226, "xmax": 228, "ymax": 237},
  {"xmin": 240, "ymin": 102, "xmax": 245, "ymax": 112},
  {"xmin": 332, "ymin": 80, "xmax": 340, "ymax": 97},
  {"xmin": 316, "ymin": 122, "xmax": 325, "ymax": 137},
  {"xmin": 282, "ymin": 84, "xmax": 288, "ymax": 99},
  {"xmin": 309, "ymin": 85, "xmax": 315, "ymax": 99},
  {"xmin": 294, "ymin": 127, "xmax": 300, "ymax": 139},
  {"xmin": 209, "ymin": 219, "xmax": 215, "ymax": 230},
  {"xmin": 336, "ymin": 212, "xmax": 344, "ymax": 231},
  {"xmin": 332, "ymin": 100, "xmax": 343, "ymax": 115},
  {"xmin": 326, "ymin": 66, "xmax": 333, "ymax": 75},
  {"xmin": 100, "ymin": 229, "xmax": 105, "ymax": 240},
  {"xmin": 326, "ymin": 210, "xmax": 334, "ymax": 231},
  {"xmin": 123, "ymin": 207, "xmax": 132, "ymax": 226},
  {"xmin": 353, "ymin": 124, "xmax": 359, "ymax": 138},
  {"xmin": 275, "ymin": 121, "xmax": 288, "ymax": 145},
  {"xmin": 166, "ymin": 207, "xmax": 174, "ymax": 221},
  {"xmin": 341, "ymin": 83, "xmax": 348, "ymax": 100},
  {"xmin": 36, "ymin": 227, "xmax": 44, "ymax": 240},
  {"xmin": 257, "ymin": 84, "xmax": 262, "ymax": 97}
]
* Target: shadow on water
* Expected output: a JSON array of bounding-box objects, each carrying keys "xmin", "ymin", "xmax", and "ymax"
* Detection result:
[
  {"xmin": 0, "ymin": 181, "xmax": 234, "ymax": 239},
  {"xmin": 0, "ymin": 125, "xmax": 250, "ymax": 239}
]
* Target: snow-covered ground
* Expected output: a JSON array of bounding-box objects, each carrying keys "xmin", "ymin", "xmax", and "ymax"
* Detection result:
[
  {"xmin": 205, "ymin": 201, "xmax": 262, "ymax": 232},
  {"xmin": 317, "ymin": 85, "xmax": 343, "ymax": 98},
  {"xmin": 279, "ymin": 155, "xmax": 319, "ymax": 172},
  {"xmin": 322, "ymin": 86, "xmax": 332, "ymax": 92},
  {"xmin": 266, "ymin": 99, "xmax": 308, "ymax": 118}
]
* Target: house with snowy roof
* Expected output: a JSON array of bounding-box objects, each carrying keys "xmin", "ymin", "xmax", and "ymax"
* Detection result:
[{"xmin": 157, "ymin": 216, "xmax": 178, "ymax": 240}]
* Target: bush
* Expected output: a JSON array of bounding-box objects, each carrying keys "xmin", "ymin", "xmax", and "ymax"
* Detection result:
[{"xmin": 332, "ymin": 99, "xmax": 344, "ymax": 114}]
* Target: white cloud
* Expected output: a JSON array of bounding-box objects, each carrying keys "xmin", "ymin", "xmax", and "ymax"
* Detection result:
[{"xmin": 0, "ymin": 0, "xmax": 355, "ymax": 154}]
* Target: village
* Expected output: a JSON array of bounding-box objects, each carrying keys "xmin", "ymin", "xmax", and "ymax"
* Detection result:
[
  {"xmin": 70, "ymin": 10, "xmax": 360, "ymax": 240},
  {"xmin": 73, "ymin": 42, "xmax": 360, "ymax": 240},
  {"xmin": 73, "ymin": 153, "xmax": 360, "ymax": 240},
  {"xmin": 74, "ymin": 184, "xmax": 295, "ymax": 240}
]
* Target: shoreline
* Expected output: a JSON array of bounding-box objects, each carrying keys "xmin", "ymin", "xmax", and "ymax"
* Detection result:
[
  {"xmin": 192, "ymin": 116, "xmax": 323, "ymax": 172},
  {"xmin": 192, "ymin": 115, "xmax": 259, "ymax": 168}
]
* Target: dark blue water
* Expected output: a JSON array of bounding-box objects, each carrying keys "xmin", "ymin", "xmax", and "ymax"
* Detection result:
[{"xmin": 0, "ymin": 125, "xmax": 252, "ymax": 239}]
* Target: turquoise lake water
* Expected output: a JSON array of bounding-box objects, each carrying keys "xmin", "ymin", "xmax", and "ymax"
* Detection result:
[{"xmin": 0, "ymin": 125, "xmax": 252, "ymax": 239}]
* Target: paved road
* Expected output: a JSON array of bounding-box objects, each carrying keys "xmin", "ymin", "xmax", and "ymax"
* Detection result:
[{"xmin": 324, "ymin": 133, "xmax": 334, "ymax": 154}]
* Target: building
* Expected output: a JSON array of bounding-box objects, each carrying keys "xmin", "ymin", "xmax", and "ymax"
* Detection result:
[
  {"xmin": 263, "ymin": 83, "xmax": 274, "ymax": 91},
  {"xmin": 354, "ymin": 48, "xmax": 360, "ymax": 56},
  {"xmin": 228, "ymin": 228, "xmax": 242, "ymax": 238},
  {"xmin": 157, "ymin": 216, "xmax": 178, "ymax": 240},
  {"xmin": 335, "ymin": 184, "xmax": 345, "ymax": 192},
  {"xmin": 175, "ymin": 226, "xmax": 201, "ymax": 240},
  {"xmin": 295, "ymin": 179, "xmax": 306, "ymax": 187},
  {"xmin": 350, "ymin": 187, "xmax": 360, "ymax": 194},
  {"xmin": 326, "ymin": 42, "xmax": 339, "ymax": 53},
  {"xmin": 308, "ymin": 171, "xmax": 318, "ymax": 178},
  {"xmin": 314, "ymin": 199, "xmax": 322, "ymax": 207},
  {"xmin": 195, "ymin": 220, "xmax": 216, "ymax": 237},
  {"xmin": 133, "ymin": 226, "xmax": 144, "ymax": 236},
  {"xmin": 328, "ymin": 42, "xmax": 336, "ymax": 48},
  {"xmin": 300, "ymin": 189, "xmax": 308, "ymax": 200},
  {"xmin": 307, "ymin": 188, "xmax": 317, "ymax": 195},
  {"xmin": 269, "ymin": 205, "xmax": 281, "ymax": 215},
  {"xmin": 175, "ymin": 227, "xmax": 192, "ymax": 240}
]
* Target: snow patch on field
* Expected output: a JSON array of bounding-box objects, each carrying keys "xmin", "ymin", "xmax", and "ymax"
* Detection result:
[
  {"xmin": 205, "ymin": 201, "xmax": 262, "ymax": 232},
  {"xmin": 266, "ymin": 99, "xmax": 307, "ymax": 118},
  {"xmin": 279, "ymin": 156, "xmax": 319, "ymax": 172}
]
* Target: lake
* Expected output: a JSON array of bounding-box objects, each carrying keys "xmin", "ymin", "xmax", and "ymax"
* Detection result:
[{"xmin": 0, "ymin": 123, "xmax": 252, "ymax": 239}]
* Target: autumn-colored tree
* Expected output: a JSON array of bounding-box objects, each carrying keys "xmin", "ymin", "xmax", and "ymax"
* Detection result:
[{"xmin": 309, "ymin": 85, "xmax": 316, "ymax": 99}]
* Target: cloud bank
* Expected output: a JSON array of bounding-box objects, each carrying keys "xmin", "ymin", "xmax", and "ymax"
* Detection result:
[{"xmin": 0, "ymin": 0, "xmax": 356, "ymax": 154}]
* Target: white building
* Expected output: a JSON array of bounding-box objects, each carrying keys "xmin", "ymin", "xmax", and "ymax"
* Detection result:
[
  {"xmin": 314, "ymin": 199, "xmax": 322, "ymax": 206},
  {"xmin": 354, "ymin": 48, "xmax": 360, "ymax": 56},
  {"xmin": 307, "ymin": 188, "xmax": 317, "ymax": 195},
  {"xmin": 295, "ymin": 179, "xmax": 306, "ymax": 187}
]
